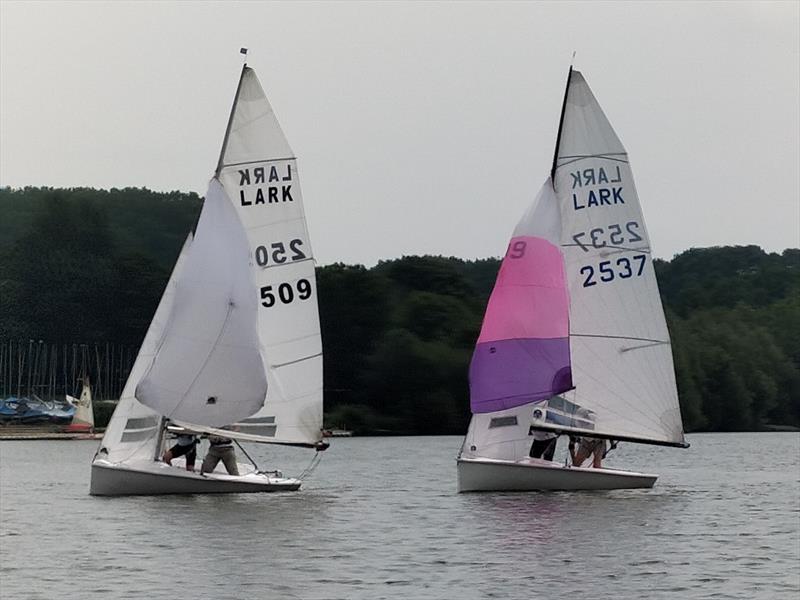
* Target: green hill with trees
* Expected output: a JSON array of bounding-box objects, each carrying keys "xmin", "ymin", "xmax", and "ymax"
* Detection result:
[{"xmin": 1, "ymin": 187, "xmax": 798, "ymax": 433}]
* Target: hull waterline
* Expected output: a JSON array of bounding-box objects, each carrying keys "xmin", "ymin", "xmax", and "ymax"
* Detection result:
[
  {"xmin": 90, "ymin": 460, "xmax": 301, "ymax": 496},
  {"xmin": 457, "ymin": 457, "xmax": 657, "ymax": 492}
]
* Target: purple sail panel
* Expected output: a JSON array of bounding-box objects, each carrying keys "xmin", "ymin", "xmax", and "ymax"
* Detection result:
[{"xmin": 469, "ymin": 337, "xmax": 572, "ymax": 413}]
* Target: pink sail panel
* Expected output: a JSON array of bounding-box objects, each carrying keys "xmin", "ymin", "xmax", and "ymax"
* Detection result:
[{"xmin": 469, "ymin": 235, "xmax": 572, "ymax": 414}]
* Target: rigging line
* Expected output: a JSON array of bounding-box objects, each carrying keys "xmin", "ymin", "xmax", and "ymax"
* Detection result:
[
  {"xmin": 233, "ymin": 438, "xmax": 260, "ymax": 472},
  {"xmin": 298, "ymin": 450, "xmax": 324, "ymax": 481},
  {"xmin": 220, "ymin": 157, "xmax": 297, "ymax": 169}
]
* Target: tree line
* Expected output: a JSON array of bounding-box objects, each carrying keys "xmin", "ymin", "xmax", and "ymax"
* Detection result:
[{"xmin": 1, "ymin": 187, "xmax": 798, "ymax": 433}]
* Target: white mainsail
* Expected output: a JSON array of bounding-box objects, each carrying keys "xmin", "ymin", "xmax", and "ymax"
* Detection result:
[
  {"xmin": 547, "ymin": 70, "xmax": 685, "ymax": 446},
  {"xmin": 215, "ymin": 67, "xmax": 324, "ymax": 447},
  {"xmin": 67, "ymin": 378, "xmax": 95, "ymax": 429}
]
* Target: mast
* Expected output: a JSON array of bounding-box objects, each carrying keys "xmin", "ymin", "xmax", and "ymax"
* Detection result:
[
  {"xmin": 215, "ymin": 56, "xmax": 249, "ymax": 178},
  {"xmin": 550, "ymin": 66, "xmax": 573, "ymax": 186}
]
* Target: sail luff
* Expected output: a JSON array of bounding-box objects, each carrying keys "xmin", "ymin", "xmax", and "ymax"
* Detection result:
[
  {"xmin": 550, "ymin": 66, "xmax": 573, "ymax": 185},
  {"xmin": 215, "ymin": 63, "xmax": 249, "ymax": 178}
]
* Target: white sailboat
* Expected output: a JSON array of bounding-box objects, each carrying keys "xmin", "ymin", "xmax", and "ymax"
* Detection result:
[
  {"xmin": 90, "ymin": 59, "xmax": 326, "ymax": 496},
  {"xmin": 65, "ymin": 377, "xmax": 94, "ymax": 433},
  {"xmin": 457, "ymin": 68, "xmax": 688, "ymax": 492}
]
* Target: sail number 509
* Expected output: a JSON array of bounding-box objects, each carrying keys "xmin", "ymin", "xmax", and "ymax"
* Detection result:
[{"xmin": 260, "ymin": 279, "xmax": 312, "ymax": 307}]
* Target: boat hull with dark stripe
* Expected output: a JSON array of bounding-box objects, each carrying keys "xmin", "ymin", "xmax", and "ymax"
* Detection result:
[
  {"xmin": 457, "ymin": 457, "xmax": 657, "ymax": 492},
  {"xmin": 90, "ymin": 459, "xmax": 301, "ymax": 496}
]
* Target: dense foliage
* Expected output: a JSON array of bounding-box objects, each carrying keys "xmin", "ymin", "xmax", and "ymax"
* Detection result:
[{"xmin": 1, "ymin": 187, "xmax": 798, "ymax": 432}]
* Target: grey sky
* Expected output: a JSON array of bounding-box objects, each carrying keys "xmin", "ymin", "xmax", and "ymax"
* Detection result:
[{"xmin": 1, "ymin": 1, "xmax": 798, "ymax": 266}]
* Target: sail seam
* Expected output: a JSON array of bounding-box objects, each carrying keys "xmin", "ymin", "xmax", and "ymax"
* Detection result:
[
  {"xmin": 556, "ymin": 156, "xmax": 629, "ymax": 169},
  {"xmin": 560, "ymin": 243, "xmax": 652, "ymax": 255},
  {"xmin": 221, "ymin": 157, "xmax": 297, "ymax": 169},
  {"xmin": 559, "ymin": 152, "xmax": 628, "ymax": 158},
  {"xmin": 257, "ymin": 257, "xmax": 316, "ymax": 270}
]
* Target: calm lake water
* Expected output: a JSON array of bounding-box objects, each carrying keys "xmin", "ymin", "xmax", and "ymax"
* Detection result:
[{"xmin": 1, "ymin": 433, "xmax": 798, "ymax": 599}]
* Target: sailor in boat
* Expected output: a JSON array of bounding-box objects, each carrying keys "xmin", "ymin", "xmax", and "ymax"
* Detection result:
[
  {"xmin": 200, "ymin": 433, "xmax": 239, "ymax": 476},
  {"xmin": 569, "ymin": 436, "xmax": 607, "ymax": 468},
  {"xmin": 162, "ymin": 431, "xmax": 198, "ymax": 472},
  {"xmin": 529, "ymin": 429, "xmax": 558, "ymax": 461}
]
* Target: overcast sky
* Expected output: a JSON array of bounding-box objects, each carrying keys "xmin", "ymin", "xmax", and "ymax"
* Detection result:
[{"xmin": 1, "ymin": 1, "xmax": 798, "ymax": 265}]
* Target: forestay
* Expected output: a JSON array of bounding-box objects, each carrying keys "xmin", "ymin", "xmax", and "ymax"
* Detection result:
[
  {"xmin": 547, "ymin": 70, "xmax": 685, "ymax": 446},
  {"xmin": 136, "ymin": 179, "xmax": 267, "ymax": 427},
  {"xmin": 216, "ymin": 67, "xmax": 324, "ymax": 447}
]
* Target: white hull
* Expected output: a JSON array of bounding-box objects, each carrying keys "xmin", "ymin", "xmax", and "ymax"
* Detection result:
[
  {"xmin": 457, "ymin": 457, "xmax": 657, "ymax": 492},
  {"xmin": 90, "ymin": 459, "xmax": 301, "ymax": 496}
]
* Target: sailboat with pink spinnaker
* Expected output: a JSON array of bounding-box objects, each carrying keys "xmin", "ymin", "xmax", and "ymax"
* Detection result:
[{"xmin": 457, "ymin": 68, "xmax": 688, "ymax": 492}]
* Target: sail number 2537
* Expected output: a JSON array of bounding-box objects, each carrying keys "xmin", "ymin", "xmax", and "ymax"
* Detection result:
[
  {"xmin": 260, "ymin": 279, "xmax": 313, "ymax": 307},
  {"xmin": 580, "ymin": 255, "xmax": 647, "ymax": 287}
]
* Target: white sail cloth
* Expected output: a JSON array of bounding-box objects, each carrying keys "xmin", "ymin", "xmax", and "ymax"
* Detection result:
[
  {"xmin": 217, "ymin": 67, "xmax": 324, "ymax": 446},
  {"xmin": 136, "ymin": 179, "xmax": 267, "ymax": 427},
  {"xmin": 98, "ymin": 236, "xmax": 192, "ymax": 465},
  {"xmin": 551, "ymin": 71, "xmax": 685, "ymax": 445}
]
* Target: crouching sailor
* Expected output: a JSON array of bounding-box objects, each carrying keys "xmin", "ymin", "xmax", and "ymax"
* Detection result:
[
  {"xmin": 162, "ymin": 432, "xmax": 198, "ymax": 472},
  {"xmin": 201, "ymin": 434, "xmax": 239, "ymax": 476}
]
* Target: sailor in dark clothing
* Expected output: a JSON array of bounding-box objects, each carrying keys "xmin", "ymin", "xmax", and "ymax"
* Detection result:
[
  {"xmin": 162, "ymin": 433, "xmax": 198, "ymax": 472},
  {"xmin": 529, "ymin": 430, "xmax": 558, "ymax": 461}
]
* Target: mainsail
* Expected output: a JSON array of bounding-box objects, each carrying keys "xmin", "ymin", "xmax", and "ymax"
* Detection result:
[
  {"xmin": 463, "ymin": 69, "xmax": 685, "ymax": 459},
  {"xmin": 550, "ymin": 70, "xmax": 685, "ymax": 446},
  {"xmin": 214, "ymin": 67, "xmax": 324, "ymax": 447}
]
